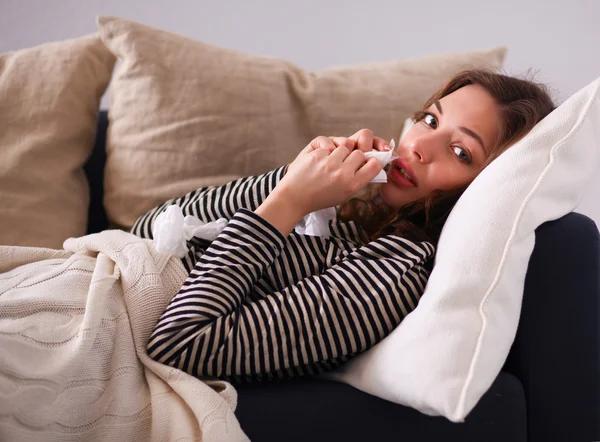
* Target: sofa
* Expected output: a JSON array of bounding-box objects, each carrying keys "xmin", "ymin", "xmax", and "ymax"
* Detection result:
[{"xmin": 85, "ymin": 110, "xmax": 600, "ymax": 442}]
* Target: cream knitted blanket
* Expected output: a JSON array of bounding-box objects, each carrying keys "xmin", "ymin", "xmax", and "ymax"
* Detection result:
[{"xmin": 0, "ymin": 230, "xmax": 248, "ymax": 442}]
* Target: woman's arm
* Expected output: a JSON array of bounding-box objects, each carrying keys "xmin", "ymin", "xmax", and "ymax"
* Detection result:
[
  {"xmin": 132, "ymin": 128, "xmax": 389, "ymax": 240},
  {"xmin": 131, "ymin": 165, "xmax": 287, "ymax": 239},
  {"xmin": 147, "ymin": 208, "xmax": 434, "ymax": 379}
]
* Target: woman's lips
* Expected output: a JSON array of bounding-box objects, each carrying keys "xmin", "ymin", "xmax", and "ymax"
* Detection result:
[{"xmin": 390, "ymin": 159, "xmax": 417, "ymax": 187}]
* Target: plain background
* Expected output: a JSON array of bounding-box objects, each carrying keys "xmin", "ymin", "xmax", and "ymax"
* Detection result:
[{"xmin": 2, "ymin": 0, "xmax": 599, "ymax": 225}]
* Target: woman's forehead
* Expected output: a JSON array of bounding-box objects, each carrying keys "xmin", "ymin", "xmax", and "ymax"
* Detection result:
[
  {"xmin": 439, "ymin": 84, "xmax": 497, "ymax": 113},
  {"xmin": 439, "ymin": 86, "xmax": 500, "ymax": 128}
]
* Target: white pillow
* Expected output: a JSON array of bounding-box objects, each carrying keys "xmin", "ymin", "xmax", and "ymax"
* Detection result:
[
  {"xmin": 398, "ymin": 117, "xmax": 414, "ymax": 141},
  {"xmin": 329, "ymin": 77, "xmax": 600, "ymax": 421}
]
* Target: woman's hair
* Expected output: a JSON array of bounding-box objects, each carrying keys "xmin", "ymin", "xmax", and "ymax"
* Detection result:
[{"xmin": 339, "ymin": 68, "xmax": 556, "ymax": 246}]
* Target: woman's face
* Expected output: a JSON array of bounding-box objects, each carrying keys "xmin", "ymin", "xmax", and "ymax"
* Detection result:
[{"xmin": 380, "ymin": 84, "xmax": 502, "ymax": 209}]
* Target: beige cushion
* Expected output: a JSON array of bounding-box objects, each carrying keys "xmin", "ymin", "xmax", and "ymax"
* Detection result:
[
  {"xmin": 98, "ymin": 15, "xmax": 506, "ymax": 229},
  {"xmin": 0, "ymin": 34, "xmax": 115, "ymax": 248}
]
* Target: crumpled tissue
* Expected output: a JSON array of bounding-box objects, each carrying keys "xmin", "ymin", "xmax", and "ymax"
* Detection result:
[
  {"xmin": 364, "ymin": 139, "xmax": 398, "ymax": 183},
  {"xmin": 294, "ymin": 140, "xmax": 398, "ymax": 238},
  {"xmin": 153, "ymin": 204, "xmax": 228, "ymax": 258},
  {"xmin": 294, "ymin": 207, "xmax": 337, "ymax": 239}
]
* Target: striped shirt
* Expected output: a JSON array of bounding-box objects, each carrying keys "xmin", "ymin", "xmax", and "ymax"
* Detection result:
[{"xmin": 131, "ymin": 166, "xmax": 435, "ymax": 382}]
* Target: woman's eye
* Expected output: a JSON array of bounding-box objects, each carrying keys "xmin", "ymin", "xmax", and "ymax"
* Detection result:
[
  {"xmin": 424, "ymin": 113, "xmax": 438, "ymax": 129},
  {"xmin": 453, "ymin": 146, "xmax": 472, "ymax": 164}
]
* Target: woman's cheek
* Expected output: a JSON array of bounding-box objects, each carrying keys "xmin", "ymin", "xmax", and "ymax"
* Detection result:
[{"xmin": 438, "ymin": 170, "xmax": 472, "ymax": 190}]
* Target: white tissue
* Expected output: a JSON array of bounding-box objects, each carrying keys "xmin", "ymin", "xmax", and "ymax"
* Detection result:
[
  {"xmin": 293, "ymin": 140, "xmax": 398, "ymax": 238},
  {"xmin": 153, "ymin": 204, "xmax": 228, "ymax": 258},
  {"xmin": 364, "ymin": 139, "xmax": 397, "ymax": 183},
  {"xmin": 294, "ymin": 207, "xmax": 337, "ymax": 239}
]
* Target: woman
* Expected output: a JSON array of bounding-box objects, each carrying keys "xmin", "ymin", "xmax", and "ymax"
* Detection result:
[{"xmin": 132, "ymin": 69, "xmax": 555, "ymax": 383}]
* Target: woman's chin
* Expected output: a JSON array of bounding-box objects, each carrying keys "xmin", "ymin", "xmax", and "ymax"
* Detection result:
[{"xmin": 379, "ymin": 181, "xmax": 412, "ymax": 209}]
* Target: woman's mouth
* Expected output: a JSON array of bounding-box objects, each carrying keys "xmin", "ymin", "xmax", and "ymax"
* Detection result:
[{"xmin": 389, "ymin": 159, "xmax": 417, "ymax": 188}]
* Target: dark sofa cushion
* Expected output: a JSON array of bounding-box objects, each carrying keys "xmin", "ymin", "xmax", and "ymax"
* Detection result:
[
  {"xmin": 234, "ymin": 372, "xmax": 526, "ymax": 442},
  {"xmin": 84, "ymin": 111, "xmax": 109, "ymax": 234},
  {"xmin": 504, "ymin": 212, "xmax": 600, "ymax": 442}
]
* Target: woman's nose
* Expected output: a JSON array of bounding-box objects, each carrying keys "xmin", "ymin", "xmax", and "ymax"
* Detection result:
[{"xmin": 408, "ymin": 133, "xmax": 440, "ymax": 163}]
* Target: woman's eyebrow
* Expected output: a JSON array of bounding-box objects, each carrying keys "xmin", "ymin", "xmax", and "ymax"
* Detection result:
[
  {"xmin": 434, "ymin": 100, "xmax": 487, "ymax": 155},
  {"xmin": 459, "ymin": 127, "xmax": 487, "ymax": 154}
]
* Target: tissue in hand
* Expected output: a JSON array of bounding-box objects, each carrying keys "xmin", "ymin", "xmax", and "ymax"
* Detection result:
[
  {"xmin": 364, "ymin": 139, "xmax": 398, "ymax": 183},
  {"xmin": 293, "ymin": 141, "xmax": 398, "ymax": 238},
  {"xmin": 153, "ymin": 205, "xmax": 228, "ymax": 258}
]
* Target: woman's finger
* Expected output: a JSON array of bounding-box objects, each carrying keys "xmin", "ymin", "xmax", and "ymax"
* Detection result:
[
  {"xmin": 307, "ymin": 136, "xmax": 337, "ymax": 154},
  {"xmin": 373, "ymin": 136, "xmax": 393, "ymax": 152},
  {"xmin": 328, "ymin": 144, "xmax": 352, "ymax": 164},
  {"xmin": 353, "ymin": 157, "xmax": 382, "ymax": 186},
  {"xmin": 330, "ymin": 137, "xmax": 355, "ymax": 150},
  {"xmin": 344, "ymin": 149, "xmax": 367, "ymax": 171},
  {"xmin": 348, "ymin": 128, "xmax": 374, "ymax": 153}
]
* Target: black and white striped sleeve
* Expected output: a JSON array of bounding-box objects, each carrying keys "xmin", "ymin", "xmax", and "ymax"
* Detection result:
[
  {"xmin": 130, "ymin": 166, "xmax": 287, "ymax": 239},
  {"xmin": 147, "ymin": 208, "xmax": 435, "ymax": 380}
]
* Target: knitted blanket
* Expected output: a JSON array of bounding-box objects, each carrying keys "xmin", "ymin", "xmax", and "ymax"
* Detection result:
[{"xmin": 0, "ymin": 230, "xmax": 248, "ymax": 442}]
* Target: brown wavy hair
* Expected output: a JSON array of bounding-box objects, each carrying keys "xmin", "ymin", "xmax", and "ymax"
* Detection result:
[{"xmin": 339, "ymin": 69, "xmax": 555, "ymax": 246}]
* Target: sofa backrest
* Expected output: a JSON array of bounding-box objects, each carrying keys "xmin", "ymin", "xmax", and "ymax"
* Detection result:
[{"xmin": 84, "ymin": 110, "xmax": 109, "ymax": 234}]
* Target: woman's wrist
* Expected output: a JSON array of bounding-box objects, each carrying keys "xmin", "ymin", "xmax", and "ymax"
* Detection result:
[{"xmin": 255, "ymin": 188, "xmax": 306, "ymax": 237}]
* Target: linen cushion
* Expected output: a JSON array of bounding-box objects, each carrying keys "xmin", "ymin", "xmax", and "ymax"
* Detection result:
[{"xmin": 0, "ymin": 34, "xmax": 115, "ymax": 248}]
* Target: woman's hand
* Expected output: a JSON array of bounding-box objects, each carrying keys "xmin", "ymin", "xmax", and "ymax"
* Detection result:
[
  {"xmin": 286, "ymin": 128, "xmax": 391, "ymax": 176},
  {"xmin": 283, "ymin": 139, "xmax": 381, "ymax": 211},
  {"xmin": 256, "ymin": 132, "xmax": 383, "ymax": 236},
  {"xmin": 331, "ymin": 128, "xmax": 393, "ymax": 154}
]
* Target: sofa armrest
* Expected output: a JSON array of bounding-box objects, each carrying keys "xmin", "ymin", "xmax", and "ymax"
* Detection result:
[{"xmin": 504, "ymin": 212, "xmax": 600, "ymax": 442}]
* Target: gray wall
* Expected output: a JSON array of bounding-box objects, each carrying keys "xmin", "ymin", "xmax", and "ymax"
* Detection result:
[{"xmin": 2, "ymin": 0, "xmax": 599, "ymax": 224}]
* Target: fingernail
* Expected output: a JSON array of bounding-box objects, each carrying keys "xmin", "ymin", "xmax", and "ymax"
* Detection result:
[{"xmin": 384, "ymin": 145, "xmax": 391, "ymax": 151}]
